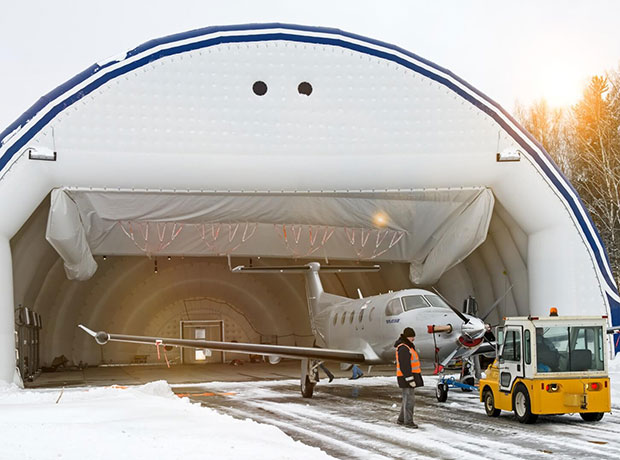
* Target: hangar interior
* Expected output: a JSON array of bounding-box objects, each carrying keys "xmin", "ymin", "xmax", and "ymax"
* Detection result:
[
  {"xmin": 13, "ymin": 189, "xmax": 526, "ymax": 375},
  {"xmin": 2, "ymin": 24, "xmax": 616, "ymax": 384}
]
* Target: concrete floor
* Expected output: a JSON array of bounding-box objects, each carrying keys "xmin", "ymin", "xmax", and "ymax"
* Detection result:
[{"xmin": 25, "ymin": 360, "xmax": 396, "ymax": 388}]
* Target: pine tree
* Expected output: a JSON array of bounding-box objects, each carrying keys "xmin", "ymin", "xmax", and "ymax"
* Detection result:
[{"xmin": 570, "ymin": 74, "xmax": 620, "ymax": 281}]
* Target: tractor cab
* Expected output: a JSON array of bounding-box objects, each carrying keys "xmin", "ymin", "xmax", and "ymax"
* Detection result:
[{"xmin": 480, "ymin": 311, "xmax": 611, "ymax": 423}]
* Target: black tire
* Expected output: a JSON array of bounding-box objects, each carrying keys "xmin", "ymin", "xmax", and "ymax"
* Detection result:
[
  {"xmin": 580, "ymin": 412, "xmax": 604, "ymax": 422},
  {"xmin": 512, "ymin": 385, "xmax": 538, "ymax": 424},
  {"xmin": 461, "ymin": 375, "xmax": 475, "ymax": 392},
  {"xmin": 301, "ymin": 375, "xmax": 315, "ymax": 398},
  {"xmin": 482, "ymin": 388, "xmax": 501, "ymax": 417},
  {"xmin": 436, "ymin": 382, "xmax": 448, "ymax": 402}
]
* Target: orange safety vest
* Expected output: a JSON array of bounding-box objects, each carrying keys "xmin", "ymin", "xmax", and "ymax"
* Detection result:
[{"xmin": 396, "ymin": 343, "xmax": 421, "ymax": 376}]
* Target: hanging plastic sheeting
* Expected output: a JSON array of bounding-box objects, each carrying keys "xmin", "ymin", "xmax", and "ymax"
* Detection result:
[{"xmin": 45, "ymin": 187, "xmax": 494, "ymax": 284}]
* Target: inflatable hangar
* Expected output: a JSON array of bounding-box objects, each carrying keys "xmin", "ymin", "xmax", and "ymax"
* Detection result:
[{"xmin": 1, "ymin": 24, "xmax": 618, "ymax": 384}]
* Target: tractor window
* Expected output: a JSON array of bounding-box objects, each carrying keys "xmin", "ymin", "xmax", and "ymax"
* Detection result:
[
  {"xmin": 534, "ymin": 326, "xmax": 604, "ymax": 372},
  {"xmin": 524, "ymin": 330, "xmax": 531, "ymax": 365},
  {"xmin": 501, "ymin": 330, "xmax": 521, "ymax": 362},
  {"xmin": 402, "ymin": 295, "xmax": 430, "ymax": 311},
  {"xmin": 569, "ymin": 326, "xmax": 604, "ymax": 372},
  {"xmin": 536, "ymin": 327, "xmax": 566, "ymax": 372},
  {"xmin": 385, "ymin": 298, "xmax": 403, "ymax": 316}
]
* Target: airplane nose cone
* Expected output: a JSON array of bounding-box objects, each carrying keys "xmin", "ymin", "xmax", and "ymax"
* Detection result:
[{"xmin": 461, "ymin": 318, "xmax": 485, "ymax": 339}]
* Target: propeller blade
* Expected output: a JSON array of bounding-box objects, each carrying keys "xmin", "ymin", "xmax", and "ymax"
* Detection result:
[
  {"xmin": 481, "ymin": 285, "xmax": 513, "ymax": 322},
  {"xmin": 431, "ymin": 287, "xmax": 469, "ymax": 323}
]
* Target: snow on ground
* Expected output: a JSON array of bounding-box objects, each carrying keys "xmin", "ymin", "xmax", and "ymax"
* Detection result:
[
  {"xmin": 0, "ymin": 380, "xmax": 334, "ymax": 460},
  {"xmin": 1, "ymin": 355, "xmax": 620, "ymax": 460}
]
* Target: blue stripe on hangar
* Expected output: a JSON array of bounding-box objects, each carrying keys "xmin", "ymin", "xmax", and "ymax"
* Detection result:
[{"xmin": 1, "ymin": 23, "xmax": 618, "ymax": 334}]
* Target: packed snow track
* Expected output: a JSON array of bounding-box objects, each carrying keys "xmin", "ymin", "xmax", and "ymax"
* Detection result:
[{"xmin": 176, "ymin": 375, "xmax": 620, "ymax": 460}]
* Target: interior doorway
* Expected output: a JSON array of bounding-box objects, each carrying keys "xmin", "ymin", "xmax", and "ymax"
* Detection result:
[{"xmin": 180, "ymin": 320, "xmax": 224, "ymax": 364}]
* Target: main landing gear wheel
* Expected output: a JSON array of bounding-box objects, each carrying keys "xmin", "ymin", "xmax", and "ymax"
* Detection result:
[
  {"xmin": 461, "ymin": 375, "xmax": 475, "ymax": 392},
  {"xmin": 436, "ymin": 382, "xmax": 448, "ymax": 402},
  {"xmin": 301, "ymin": 375, "xmax": 316, "ymax": 398},
  {"xmin": 580, "ymin": 412, "xmax": 604, "ymax": 422},
  {"xmin": 482, "ymin": 388, "xmax": 501, "ymax": 417},
  {"xmin": 513, "ymin": 385, "xmax": 538, "ymax": 424}
]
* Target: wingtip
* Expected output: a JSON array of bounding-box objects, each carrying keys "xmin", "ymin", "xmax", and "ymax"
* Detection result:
[{"xmin": 78, "ymin": 324, "xmax": 97, "ymax": 337}]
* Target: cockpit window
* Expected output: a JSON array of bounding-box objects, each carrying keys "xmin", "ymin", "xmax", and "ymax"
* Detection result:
[
  {"xmin": 402, "ymin": 295, "xmax": 431, "ymax": 311},
  {"xmin": 424, "ymin": 295, "xmax": 451, "ymax": 309},
  {"xmin": 385, "ymin": 298, "xmax": 403, "ymax": 316}
]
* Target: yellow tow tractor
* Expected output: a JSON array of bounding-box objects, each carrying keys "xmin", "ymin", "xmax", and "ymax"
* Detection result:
[{"xmin": 479, "ymin": 310, "xmax": 613, "ymax": 423}]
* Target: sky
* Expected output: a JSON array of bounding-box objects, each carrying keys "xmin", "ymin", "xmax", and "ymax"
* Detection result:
[{"xmin": 1, "ymin": 0, "xmax": 620, "ymax": 130}]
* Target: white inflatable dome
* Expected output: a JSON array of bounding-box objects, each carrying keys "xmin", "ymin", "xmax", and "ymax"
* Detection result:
[{"xmin": 1, "ymin": 24, "xmax": 618, "ymax": 383}]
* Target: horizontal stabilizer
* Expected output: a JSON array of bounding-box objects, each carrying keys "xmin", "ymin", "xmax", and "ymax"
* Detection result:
[
  {"xmin": 232, "ymin": 264, "xmax": 380, "ymax": 274},
  {"xmin": 78, "ymin": 326, "xmax": 366, "ymax": 363}
]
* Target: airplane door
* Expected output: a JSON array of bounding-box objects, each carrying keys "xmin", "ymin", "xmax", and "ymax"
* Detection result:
[{"xmin": 498, "ymin": 326, "xmax": 524, "ymax": 393}]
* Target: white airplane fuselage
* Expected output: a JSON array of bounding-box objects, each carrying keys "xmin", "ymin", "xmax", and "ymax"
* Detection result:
[{"xmin": 301, "ymin": 262, "xmax": 486, "ymax": 366}]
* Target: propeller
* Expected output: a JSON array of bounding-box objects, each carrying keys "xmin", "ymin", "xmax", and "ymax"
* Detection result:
[
  {"xmin": 431, "ymin": 287, "xmax": 470, "ymax": 324},
  {"xmin": 481, "ymin": 285, "xmax": 513, "ymax": 322}
]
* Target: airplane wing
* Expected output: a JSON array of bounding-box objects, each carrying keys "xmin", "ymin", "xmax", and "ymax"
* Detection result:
[{"xmin": 78, "ymin": 325, "xmax": 365, "ymax": 363}]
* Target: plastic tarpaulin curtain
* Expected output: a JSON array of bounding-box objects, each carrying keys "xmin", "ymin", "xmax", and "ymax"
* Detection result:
[{"xmin": 46, "ymin": 187, "xmax": 494, "ymax": 284}]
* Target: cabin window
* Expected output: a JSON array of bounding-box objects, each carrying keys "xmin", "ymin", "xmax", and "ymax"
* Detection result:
[
  {"xmin": 333, "ymin": 313, "xmax": 338, "ymax": 326},
  {"xmin": 358, "ymin": 309, "xmax": 364, "ymax": 322},
  {"xmin": 341, "ymin": 312, "xmax": 346, "ymax": 325},
  {"xmin": 349, "ymin": 311, "xmax": 355, "ymax": 324},
  {"xmin": 369, "ymin": 307, "xmax": 375, "ymax": 322},
  {"xmin": 402, "ymin": 295, "xmax": 430, "ymax": 311},
  {"xmin": 385, "ymin": 298, "xmax": 403, "ymax": 316},
  {"xmin": 423, "ymin": 295, "xmax": 450, "ymax": 309}
]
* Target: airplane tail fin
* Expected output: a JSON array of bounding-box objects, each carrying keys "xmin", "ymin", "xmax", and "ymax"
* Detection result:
[{"xmin": 232, "ymin": 262, "xmax": 380, "ymax": 343}]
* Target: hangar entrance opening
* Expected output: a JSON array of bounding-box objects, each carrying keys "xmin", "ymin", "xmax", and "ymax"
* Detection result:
[{"xmin": 11, "ymin": 187, "xmax": 534, "ymax": 379}]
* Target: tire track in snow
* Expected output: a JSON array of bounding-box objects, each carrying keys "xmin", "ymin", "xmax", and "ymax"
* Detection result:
[{"xmin": 189, "ymin": 377, "xmax": 620, "ymax": 460}]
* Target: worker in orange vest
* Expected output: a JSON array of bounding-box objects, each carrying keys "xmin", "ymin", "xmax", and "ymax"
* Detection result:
[{"xmin": 395, "ymin": 327, "xmax": 423, "ymax": 428}]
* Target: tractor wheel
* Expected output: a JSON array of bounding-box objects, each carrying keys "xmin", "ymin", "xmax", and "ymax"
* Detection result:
[
  {"xmin": 436, "ymin": 382, "xmax": 448, "ymax": 402},
  {"xmin": 513, "ymin": 385, "xmax": 538, "ymax": 424},
  {"xmin": 482, "ymin": 388, "xmax": 501, "ymax": 417},
  {"xmin": 580, "ymin": 412, "xmax": 604, "ymax": 422}
]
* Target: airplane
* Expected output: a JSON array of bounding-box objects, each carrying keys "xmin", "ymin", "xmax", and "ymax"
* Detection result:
[{"xmin": 79, "ymin": 262, "xmax": 493, "ymax": 398}]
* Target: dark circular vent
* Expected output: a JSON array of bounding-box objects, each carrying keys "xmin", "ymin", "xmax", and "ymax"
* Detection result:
[
  {"xmin": 298, "ymin": 81, "xmax": 313, "ymax": 96},
  {"xmin": 253, "ymin": 81, "xmax": 268, "ymax": 96}
]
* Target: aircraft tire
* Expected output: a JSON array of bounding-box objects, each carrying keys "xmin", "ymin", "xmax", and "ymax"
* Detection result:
[
  {"xmin": 461, "ymin": 375, "xmax": 475, "ymax": 392},
  {"xmin": 436, "ymin": 382, "xmax": 448, "ymax": 402},
  {"xmin": 580, "ymin": 412, "xmax": 604, "ymax": 422},
  {"xmin": 301, "ymin": 375, "xmax": 315, "ymax": 398},
  {"xmin": 512, "ymin": 384, "xmax": 538, "ymax": 424},
  {"xmin": 482, "ymin": 388, "xmax": 501, "ymax": 417}
]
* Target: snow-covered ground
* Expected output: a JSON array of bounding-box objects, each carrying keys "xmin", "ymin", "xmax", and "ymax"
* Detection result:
[
  {"xmin": 1, "ymin": 356, "xmax": 620, "ymax": 460},
  {"xmin": 0, "ymin": 380, "xmax": 333, "ymax": 460}
]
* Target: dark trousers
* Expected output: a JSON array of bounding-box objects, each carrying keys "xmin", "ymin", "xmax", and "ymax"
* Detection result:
[{"xmin": 398, "ymin": 387, "xmax": 415, "ymax": 424}]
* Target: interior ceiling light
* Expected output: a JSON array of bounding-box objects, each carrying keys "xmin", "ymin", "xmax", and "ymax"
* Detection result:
[{"xmin": 372, "ymin": 212, "xmax": 389, "ymax": 228}]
